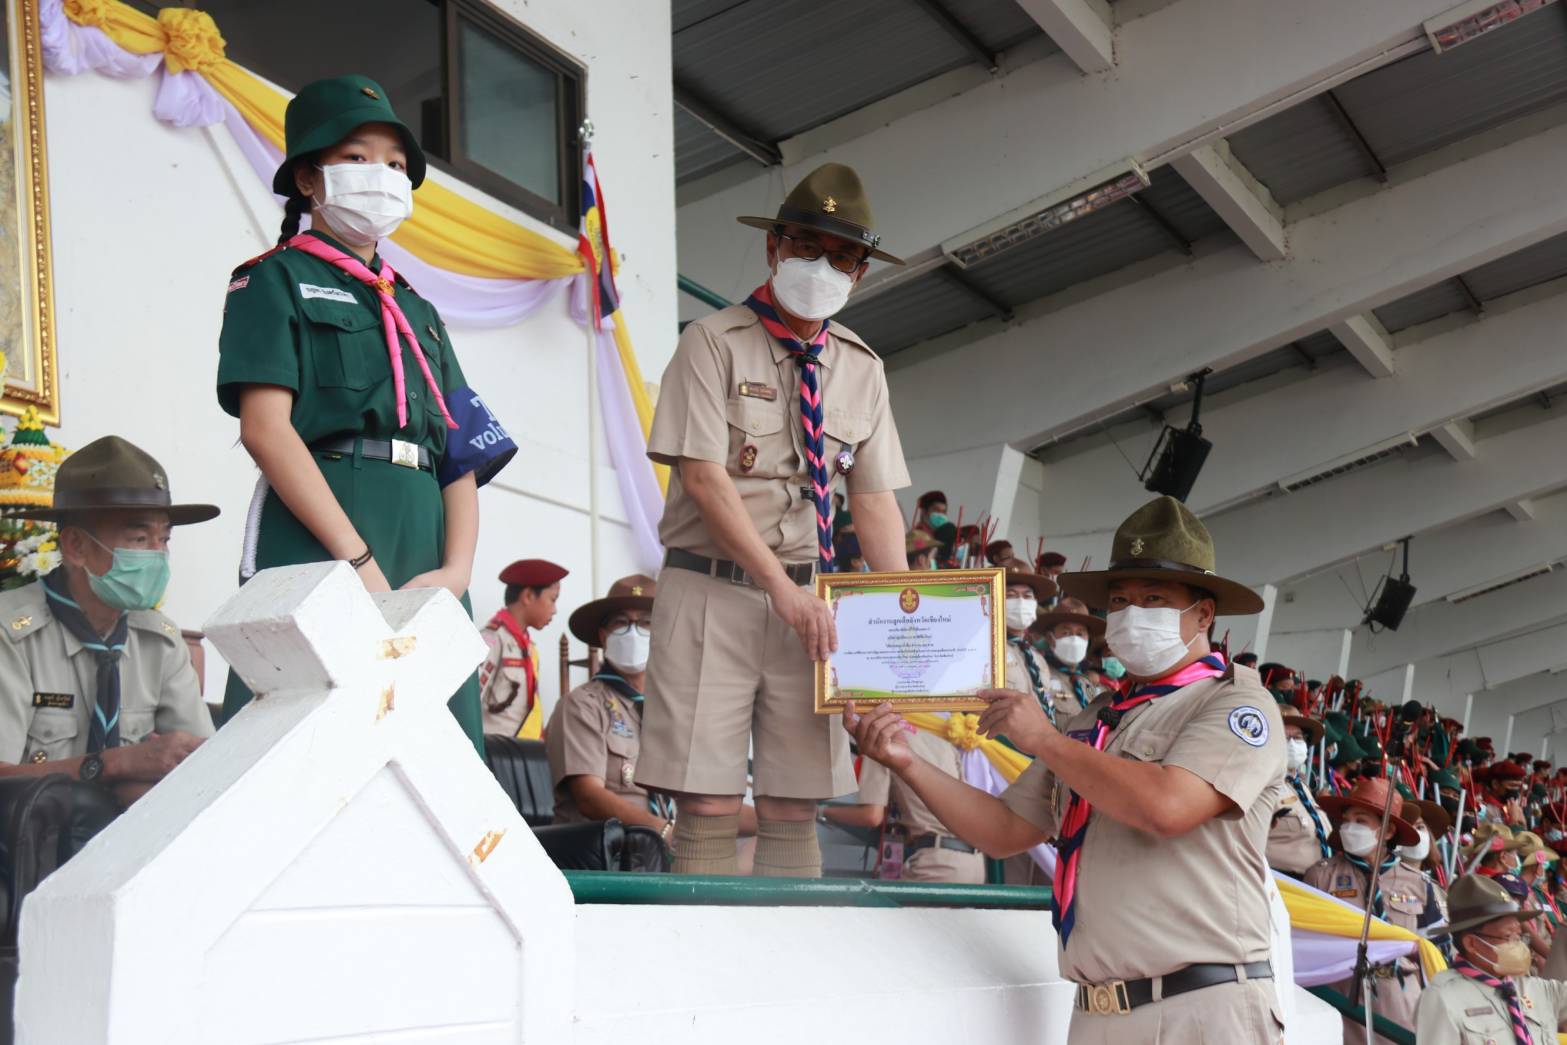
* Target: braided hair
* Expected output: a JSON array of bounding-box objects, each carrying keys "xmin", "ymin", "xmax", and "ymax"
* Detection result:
[{"xmin": 277, "ymin": 194, "xmax": 309, "ymax": 244}]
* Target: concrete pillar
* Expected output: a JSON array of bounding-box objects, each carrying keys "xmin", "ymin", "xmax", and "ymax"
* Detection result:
[
  {"xmin": 1400, "ymin": 663, "xmax": 1416, "ymax": 707},
  {"xmin": 1462, "ymin": 693, "xmax": 1474, "ymax": 734},
  {"xmin": 1504, "ymin": 714, "xmax": 1516, "ymax": 756},
  {"xmin": 1337, "ymin": 630, "xmax": 1353, "ymax": 679}
]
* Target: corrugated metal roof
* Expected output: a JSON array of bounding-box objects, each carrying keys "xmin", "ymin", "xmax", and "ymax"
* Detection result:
[
  {"xmin": 675, "ymin": 107, "xmax": 751, "ymax": 183},
  {"xmin": 673, "ymin": 0, "xmax": 1049, "ymax": 183},
  {"xmin": 1137, "ymin": 166, "xmax": 1230, "ymax": 243},
  {"xmin": 836, "ymin": 269, "xmax": 996, "ymax": 357},
  {"xmin": 1372, "ymin": 279, "xmax": 1473, "ymax": 333},
  {"xmin": 1335, "ymin": 10, "xmax": 1567, "ymax": 168},
  {"xmin": 1471, "ymin": 380, "xmax": 1567, "ymax": 423},
  {"xmin": 1226, "ymin": 95, "xmax": 1375, "ymax": 206},
  {"xmin": 1463, "ymin": 230, "xmax": 1567, "ymax": 301}
]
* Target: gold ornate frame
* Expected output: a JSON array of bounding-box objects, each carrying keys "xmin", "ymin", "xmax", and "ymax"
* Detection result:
[
  {"xmin": 814, "ymin": 568, "xmax": 1006, "ymax": 714},
  {"xmin": 1, "ymin": 0, "xmax": 56, "ymax": 423}
]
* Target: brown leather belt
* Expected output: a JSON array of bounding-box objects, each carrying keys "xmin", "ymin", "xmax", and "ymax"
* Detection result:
[
  {"xmin": 1074, "ymin": 962, "xmax": 1273, "ymax": 1015},
  {"xmin": 665, "ymin": 548, "xmax": 814, "ymax": 588}
]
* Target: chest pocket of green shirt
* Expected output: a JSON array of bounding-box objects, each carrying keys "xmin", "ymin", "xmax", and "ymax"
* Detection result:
[{"xmin": 300, "ymin": 296, "xmax": 381, "ymax": 391}]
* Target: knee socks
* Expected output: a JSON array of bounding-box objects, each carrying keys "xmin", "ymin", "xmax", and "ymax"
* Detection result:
[
  {"xmin": 671, "ymin": 812, "xmax": 740, "ymax": 875},
  {"xmin": 753, "ymin": 817, "xmax": 822, "ymax": 878}
]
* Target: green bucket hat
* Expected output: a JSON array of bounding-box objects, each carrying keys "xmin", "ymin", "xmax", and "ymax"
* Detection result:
[
  {"xmin": 1428, "ymin": 768, "xmax": 1461, "ymax": 791},
  {"xmin": 738, "ymin": 162, "xmax": 904, "ymax": 265},
  {"xmin": 1329, "ymin": 731, "xmax": 1366, "ymax": 765},
  {"xmin": 1057, "ymin": 495, "xmax": 1265, "ymax": 615},
  {"xmin": 5, "ymin": 436, "xmax": 218, "ymax": 526},
  {"xmin": 272, "ymin": 75, "xmax": 426, "ymax": 197}
]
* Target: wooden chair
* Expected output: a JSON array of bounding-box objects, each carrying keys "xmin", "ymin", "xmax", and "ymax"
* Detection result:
[{"xmin": 558, "ymin": 634, "xmax": 599, "ymax": 697}]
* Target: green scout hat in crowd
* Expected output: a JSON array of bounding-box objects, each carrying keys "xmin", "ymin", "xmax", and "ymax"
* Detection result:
[
  {"xmin": 1057, "ymin": 495, "xmax": 1265, "ymax": 615},
  {"xmin": 1434, "ymin": 874, "xmax": 1542, "ymax": 937},
  {"xmin": 737, "ymin": 162, "xmax": 905, "ymax": 265},
  {"xmin": 1428, "ymin": 768, "xmax": 1462, "ymax": 792},
  {"xmin": 1329, "ymin": 730, "xmax": 1366, "ymax": 765},
  {"xmin": 5, "ymin": 436, "xmax": 218, "ymax": 526},
  {"xmin": 273, "ymin": 75, "xmax": 427, "ymax": 195}
]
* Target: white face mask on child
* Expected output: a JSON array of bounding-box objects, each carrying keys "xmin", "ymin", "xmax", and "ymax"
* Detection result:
[{"xmin": 314, "ymin": 162, "xmax": 413, "ymax": 244}]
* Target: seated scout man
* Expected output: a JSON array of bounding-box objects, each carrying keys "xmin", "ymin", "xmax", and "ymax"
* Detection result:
[
  {"xmin": 1267, "ymin": 711, "xmax": 1331, "ymax": 877},
  {"xmin": 846, "ymin": 496, "xmax": 1286, "ymax": 1044},
  {"xmin": 0, "ymin": 437, "xmax": 216, "ymax": 805}
]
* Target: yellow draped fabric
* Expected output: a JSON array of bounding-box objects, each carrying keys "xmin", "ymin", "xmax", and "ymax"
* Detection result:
[
  {"xmin": 903, "ymin": 712, "xmax": 1031, "ymax": 784},
  {"xmin": 1274, "ymin": 874, "xmax": 1448, "ymax": 981}
]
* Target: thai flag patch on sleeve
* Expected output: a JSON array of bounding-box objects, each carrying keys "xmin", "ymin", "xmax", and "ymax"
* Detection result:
[{"xmin": 438, "ymin": 386, "xmax": 517, "ymax": 489}]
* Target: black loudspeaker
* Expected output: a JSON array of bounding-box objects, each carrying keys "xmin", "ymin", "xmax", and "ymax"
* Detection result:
[
  {"xmin": 1366, "ymin": 576, "xmax": 1417, "ymax": 631},
  {"xmin": 1144, "ymin": 426, "xmax": 1213, "ymax": 503}
]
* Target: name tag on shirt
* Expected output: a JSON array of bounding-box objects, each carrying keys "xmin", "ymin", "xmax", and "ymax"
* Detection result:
[
  {"xmin": 1465, "ymin": 1007, "xmax": 1491, "ymax": 1016},
  {"xmin": 32, "ymin": 692, "xmax": 73, "ymax": 709},
  {"xmin": 738, "ymin": 382, "xmax": 777, "ymax": 401},
  {"xmin": 299, "ymin": 283, "xmax": 357, "ymax": 304}
]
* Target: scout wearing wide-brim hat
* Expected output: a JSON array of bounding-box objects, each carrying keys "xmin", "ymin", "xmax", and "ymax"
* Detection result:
[
  {"xmin": 1408, "ymin": 798, "xmax": 1452, "ymax": 838},
  {"xmin": 1002, "ymin": 565, "xmax": 1058, "ymax": 603},
  {"xmin": 1512, "ymin": 830, "xmax": 1559, "ymax": 867},
  {"xmin": 1033, "ymin": 595, "xmax": 1105, "ymax": 638},
  {"xmin": 906, "ymin": 529, "xmax": 939, "ymax": 557},
  {"xmin": 1461, "ymin": 822, "xmax": 1516, "ymax": 862},
  {"xmin": 1281, "ymin": 712, "xmax": 1325, "ymax": 745},
  {"xmin": 737, "ymin": 162, "xmax": 905, "ymax": 265},
  {"xmin": 272, "ymin": 75, "xmax": 426, "ymax": 194},
  {"xmin": 1057, "ymin": 495, "xmax": 1265, "ymax": 615},
  {"xmin": 1430, "ymin": 874, "xmax": 1542, "ymax": 937},
  {"xmin": 567, "ymin": 574, "xmax": 656, "ymax": 648},
  {"xmin": 1318, "ymin": 776, "xmax": 1420, "ymax": 847},
  {"xmin": 5, "ymin": 436, "xmax": 218, "ymax": 526}
]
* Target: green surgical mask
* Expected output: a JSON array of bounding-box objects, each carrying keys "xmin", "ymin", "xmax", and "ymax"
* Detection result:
[
  {"xmin": 85, "ymin": 534, "xmax": 170, "ymax": 611},
  {"xmin": 927, "ymin": 512, "xmax": 949, "ymax": 529}
]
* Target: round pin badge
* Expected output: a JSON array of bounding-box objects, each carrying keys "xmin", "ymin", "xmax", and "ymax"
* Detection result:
[
  {"xmin": 739, "ymin": 445, "xmax": 759, "ymax": 472},
  {"xmin": 835, "ymin": 449, "xmax": 855, "ymax": 476}
]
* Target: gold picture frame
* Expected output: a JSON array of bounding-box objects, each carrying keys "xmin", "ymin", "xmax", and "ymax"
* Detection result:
[
  {"xmin": 814, "ymin": 568, "xmax": 1006, "ymax": 714},
  {"xmin": 0, "ymin": 0, "xmax": 57, "ymax": 424}
]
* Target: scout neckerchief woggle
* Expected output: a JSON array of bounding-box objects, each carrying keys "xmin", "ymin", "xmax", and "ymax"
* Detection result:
[
  {"xmin": 42, "ymin": 571, "xmax": 126, "ymax": 752},
  {"xmin": 744, "ymin": 282, "xmax": 835, "ymax": 571},
  {"xmin": 1053, "ymin": 652, "xmax": 1226, "ymax": 945},
  {"xmin": 486, "ymin": 609, "xmax": 537, "ymax": 716},
  {"xmin": 287, "ymin": 234, "xmax": 456, "ymax": 432},
  {"xmin": 1452, "ymin": 958, "xmax": 1534, "ymax": 1045}
]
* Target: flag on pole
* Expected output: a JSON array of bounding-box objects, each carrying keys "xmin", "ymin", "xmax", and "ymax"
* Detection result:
[{"xmin": 577, "ymin": 148, "xmax": 620, "ymax": 325}]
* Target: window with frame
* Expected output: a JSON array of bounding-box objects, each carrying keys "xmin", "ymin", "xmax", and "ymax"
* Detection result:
[{"xmin": 133, "ymin": 0, "xmax": 585, "ymax": 229}]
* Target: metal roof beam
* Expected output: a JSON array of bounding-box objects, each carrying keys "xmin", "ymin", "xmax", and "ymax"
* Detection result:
[
  {"xmin": 674, "ymin": 83, "xmax": 781, "ymax": 168},
  {"xmin": 937, "ymin": 265, "xmax": 1014, "ymax": 323},
  {"xmin": 1432, "ymin": 419, "xmax": 1478, "ymax": 461},
  {"xmin": 908, "ymin": 0, "xmax": 1001, "ymax": 73},
  {"xmin": 1330, "ymin": 313, "xmax": 1397, "ymax": 378},
  {"xmin": 1324, "ymin": 88, "xmax": 1389, "ymax": 183},
  {"xmin": 1506, "ymin": 498, "xmax": 1539, "ymax": 522},
  {"xmin": 1169, "ymin": 142, "xmax": 1286, "ymax": 261},
  {"xmin": 1013, "ymin": 0, "xmax": 1114, "ymax": 74}
]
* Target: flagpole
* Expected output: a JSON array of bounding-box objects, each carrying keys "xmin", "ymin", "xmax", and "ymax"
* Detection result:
[{"xmin": 581, "ymin": 121, "xmax": 602, "ymax": 597}]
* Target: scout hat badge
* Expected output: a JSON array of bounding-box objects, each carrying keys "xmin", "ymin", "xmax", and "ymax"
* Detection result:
[
  {"xmin": 737, "ymin": 163, "xmax": 905, "ymax": 265},
  {"xmin": 568, "ymin": 574, "xmax": 657, "ymax": 648},
  {"xmin": 1432, "ymin": 874, "xmax": 1542, "ymax": 937},
  {"xmin": 274, "ymin": 75, "xmax": 427, "ymax": 195},
  {"xmin": 1057, "ymin": 495, "xmax": 1265, "ymax": 615},
  {"xmin": 1317, "ymin": 776, "xmax": 1420, "ymax": 847},
  {"xmin": 5, "ymin": 436, "xmax": 218, "ymax": 526}
]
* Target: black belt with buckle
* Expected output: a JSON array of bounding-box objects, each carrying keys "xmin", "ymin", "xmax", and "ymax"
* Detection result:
[
  {"xmin": 664, "ymin": 548, "xmax": 814, "ymax": 588},
  {"xmin": 906, "ymin": 834, "xmax": 977, "ymax": 857},
  {"xmin": 310, "ymin": 436, "xmax": 433, "ymax": 471},
  {"xmin": 1074, "ymin": 962, "xmax": 1272, "ymax": 1015}
]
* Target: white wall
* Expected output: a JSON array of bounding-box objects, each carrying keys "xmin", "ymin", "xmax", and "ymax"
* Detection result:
[{"xmin": 39, "ymin": 0, "xmax": 676, "ymax": 715}]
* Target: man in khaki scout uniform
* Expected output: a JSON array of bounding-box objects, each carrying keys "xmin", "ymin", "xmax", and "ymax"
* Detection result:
[
  {"xmin": 1306, "ymin": 776, "xmax": 1442, "ymax": 1043},
  {"xmin": 0, "ymin": 437, "xmax": 216, "ymax": 805},
  {"xmin": 1031, "ymin": 596, "xmax": 1107, "ymax": 723},
  {"xmin": 1268, "ymin": 711, "xmax": 1331, "ymax": 877},
  {"xmin": 846, "ymin": 496, "xmax": 1286, "ymax": 1043},
  {"xmin": 1000, "ymin": 567, "xmax": 1062, "ymax": 720},
  {"xmin": 639, "ymin": 163, "xmax": 911, "ymax": 877},
  {"xmin": 1418, "ymin": 874, "xmax": 1567, "ymax": 1044},
  {"xmin": 857, "ymin": 726, "xmax": 984, "ymax": 884}
]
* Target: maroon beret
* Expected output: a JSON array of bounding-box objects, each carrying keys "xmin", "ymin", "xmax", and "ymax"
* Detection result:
[
  {"xmin": 499, "ymin": 559, "xmax": 568, "ymax": 587},
  {"xmin": 917, "ymin": 490, "xmax": 947, "ymax": 510},
  {"xmin": 1487, "ymin": 760, "xmax": 1527, "ymax": 781},
  {"xmin": 1039, "ymin": 551, "xmax": 1067, "ymax": 568}
]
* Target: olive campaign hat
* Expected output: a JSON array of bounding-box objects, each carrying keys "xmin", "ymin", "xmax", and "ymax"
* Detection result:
[
  {"xmin": 737, "ymin": 162, "xmax": 905, "ymax": 265},
  {"xmin": 568, "ymin": 574, "xmax": 656, "ymax": 648},
  {"xmin": 1034, "ymin": 596, "xmax": 1105, "ymax": 638},
  {"xmin": 273, "ymin": 75, "xmax": 426, "ymax": 196},
  {"xmin": 1432, "ymin": 874, "xmax": 1541, "ymax": 937},
  {"xmin": 1057, "ymin": 495, "xmax": 1265, "ymax": 615},
  {"xmin": 5, "ymin": 436, "xmax": 218, "ymax": 525}
]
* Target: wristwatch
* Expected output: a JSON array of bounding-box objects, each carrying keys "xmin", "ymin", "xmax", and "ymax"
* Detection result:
[{"xmin": 79, "ymin": 752, "xmax": 104, "ymax": 783}]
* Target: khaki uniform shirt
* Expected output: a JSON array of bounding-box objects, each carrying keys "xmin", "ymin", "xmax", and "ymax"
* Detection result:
[
  {"xmin": 1268, "ymin": 774, "xmax": 1332, "ymax": 875},
  {"xmin": 1305, "ymin": 852, "xmax": 1441, "ymax": 938},
  {"xmin": 1416, "ymin": 969, "xmax": 1567, "ymax": 1044},
  {"xmin": 1003, "ymin": 640, "xmax": 1075, "ymax": 723},
  {"xmin": 0, "ymin": 582, "xmax": 213, "ymax": 763},
  {"xmin": 1001, "ymin": 663, "xmax": 1285, "ymax": 984},
  {"xmin": 857, "ymin": 726, "xmax": 965, "ymax": 838},
  {"xmin": 478, "ymin": 619, "xmax": 536, "ymax": 738},
  {"xmin": 544, "ymin": 677, "xmax": 653, "ymax": 825},
  {"xmin": 1043, "ymin": 658, "xmax": 1102, "ymax": 723},
  {"xmin": 648, "ymin": 305, "xmax": 910, "ymax": 563}
]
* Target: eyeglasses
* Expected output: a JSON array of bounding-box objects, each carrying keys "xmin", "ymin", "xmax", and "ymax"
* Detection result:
[
  {"xmin": 1475, "ymin": 931, "xmax": 1531, "ymax": 946},
  {"xmin": 775, "ymin": 231, "xmax": 868, "ymax": 275},
  {"xmin": 605, "ymin": 619, "xmax": 651, "ymax": 637}
]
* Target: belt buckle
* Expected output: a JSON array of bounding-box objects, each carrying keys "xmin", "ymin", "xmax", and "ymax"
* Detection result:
[
  {"xmin": 1082, "ymin": 981, "xmax": 1131, "ymax": 1015},
  {"xmin": 390, "ymin": 439, "xmax": 420, "ymax": 469}
]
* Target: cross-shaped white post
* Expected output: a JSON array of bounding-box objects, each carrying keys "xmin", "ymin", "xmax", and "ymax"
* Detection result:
[{"xmin": 16, "ymin": 562, "xmax": 573, "ymax": 1044}]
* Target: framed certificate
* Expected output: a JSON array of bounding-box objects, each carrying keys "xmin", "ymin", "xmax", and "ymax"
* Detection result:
[{"xmin": 814, "ymin": 568, "xmax": 1006, "ymax": 714}]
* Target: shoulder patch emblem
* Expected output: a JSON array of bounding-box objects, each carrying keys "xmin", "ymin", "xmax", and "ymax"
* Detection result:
[
  {"xmin": 1228, "ymin": 705, "xmax": 1269, "ymax": 747},
  {"xmin": 227, "ymin": 275, "xmax": 249, "ymax": 293}
]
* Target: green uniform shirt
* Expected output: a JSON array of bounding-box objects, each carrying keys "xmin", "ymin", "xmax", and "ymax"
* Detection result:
[{"xmin": 216, "ymin": 229, "xmax": 467, "ymax": 457}]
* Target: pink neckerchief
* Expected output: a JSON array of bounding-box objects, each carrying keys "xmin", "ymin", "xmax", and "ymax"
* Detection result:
[
  {"xmin": 286, "ymin": 234, "xmax": 455, "ymax": 431},
  {"xmin": 1136, "ymin": 654, "xmax": 1229, "ymax": 692}
]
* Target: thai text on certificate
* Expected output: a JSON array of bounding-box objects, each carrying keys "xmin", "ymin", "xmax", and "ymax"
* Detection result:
[{"xmin": 830, "ymin": 589, "xmax": 994, "ymax": 698}]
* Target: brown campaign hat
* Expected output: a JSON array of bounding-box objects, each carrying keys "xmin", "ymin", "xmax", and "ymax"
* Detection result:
[
  {"xmin": 1405, "ymin": 798, "xmax": 1450, "ymax": 839},
  {"xmin": 737, "ymin": 163, "xmax": 904, "ymax": 265},
  {"xmin": 1002, "ymin": 565, "xmax": 1058, "ymax": 603},
  {"xmin": 5, "ymin": 436, "xmax": 218, "ymax": 525},
  {"xmin": 1057, "ymin": 495, "xmax": 1264, "ymax": 615},
  {"xmin": 1317, "ymin": 776, "xmax": 1420, "ymax": 847},
  {"xmin": 1281, "ymin": 713, "xmax": 1325, "ymax": 746},
  {"xmin": 1433, "ymin": 874, "xmax": 1542, "ymax": 937},
  {"xmin": 568, "ymin": 574, "xmax": 656, "ymax": 647},
  {"xmin": 1033, "ymin": 595, "xmax": 1105, "ymax": 638}
]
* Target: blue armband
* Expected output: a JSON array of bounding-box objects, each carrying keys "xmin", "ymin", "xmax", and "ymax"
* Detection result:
[{"xmin": 438, "ymin": 386, "xmax": 517, "ymax": 489}]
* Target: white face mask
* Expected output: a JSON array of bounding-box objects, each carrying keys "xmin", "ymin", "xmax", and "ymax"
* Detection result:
[
  {"xmin": 1005, "ymin": 595, "xmax": 1037, "ymax": 633},
  {"xmin": 771, "ymin": 256, "xmax": 854, "ymax": 320},
  {"xmin": 1397, "ymin": 826, "xmax": 1430, "ymax": 862},
  {"xmin": 1339, "ymin": 822, "xmax": 1380, "ymax": 857},
  {"xmin": 314, "ymin": 162, "xmax": 413, "ymax": 245},
  {"xmin": 604, "ymin": 625, "xmax": 651, "ymax": 673},
  {"xmin": 1105, "ymin": 602, "xmax": 1200, "ymax": 678},
  {"xmin": 1286, "ymin": 738, "xmax": 1310, "ymax": 773},
  {"xmin": 1052, "ymin": 634, "xmax": 1089, "ymax": 666}
]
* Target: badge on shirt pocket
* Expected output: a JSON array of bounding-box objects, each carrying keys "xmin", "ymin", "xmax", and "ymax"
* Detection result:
[
  {"xmin": 31, "ymin": 692, "xmax": 73, "ymax": 709},
  {"xmin": 738, "ymin": 381, "xmax": 776, "ymax": 401},
  {"xmin": 739, "ymin": 444, "xmax": 759, "ymax": 472}
]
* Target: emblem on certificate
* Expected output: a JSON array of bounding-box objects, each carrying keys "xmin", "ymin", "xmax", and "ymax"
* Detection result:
[{"xmin": 813, "ymin": 568, "xmax": 1005, "ymax": 714}]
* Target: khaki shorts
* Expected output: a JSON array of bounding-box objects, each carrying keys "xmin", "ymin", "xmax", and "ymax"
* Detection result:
[
  {"xmin": 635, "ymin": 565, "xmax": 855, "ymax": 800},
  {"xmin": 900, "ymin": 845, "xmax": 985, "ymax": 885}
]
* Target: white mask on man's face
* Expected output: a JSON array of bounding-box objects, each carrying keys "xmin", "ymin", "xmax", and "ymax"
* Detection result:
[
  {"xmin": 1105, "ymin": 601, "xmax": 1201, "ymax": 677},
  {"xmin": 1005, "ymin": 596, "xmax": 1037, "ymax": 633},
  {"xmin": 770, "ymin": 256, "xmax": 854, "ymax": 320},
  {"xmin": 604, "ymin": 625, "xmax": 651, "ymax": 673},
  {"xmin": 1286, "ymin": 738, "xmax": 1309, "ymax": 773},
  {"xmin": 1052, "ymin": 634, "xmax": 1089, "ymax": 666}
]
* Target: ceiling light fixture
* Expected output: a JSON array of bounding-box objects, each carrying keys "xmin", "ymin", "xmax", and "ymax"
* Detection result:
[
  {"xmin": 1423, "ymin": 0, "xmax": 1558, "ymax": 52},
  {"xmin": 945, "ymin": 163, "xmax": 1151, "ymax": 268}
]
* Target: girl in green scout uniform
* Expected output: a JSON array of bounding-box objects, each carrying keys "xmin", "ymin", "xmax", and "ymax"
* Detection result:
[{"xmin": 215, "ymin": 75, "xmax": 514, "ymax": 754}]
